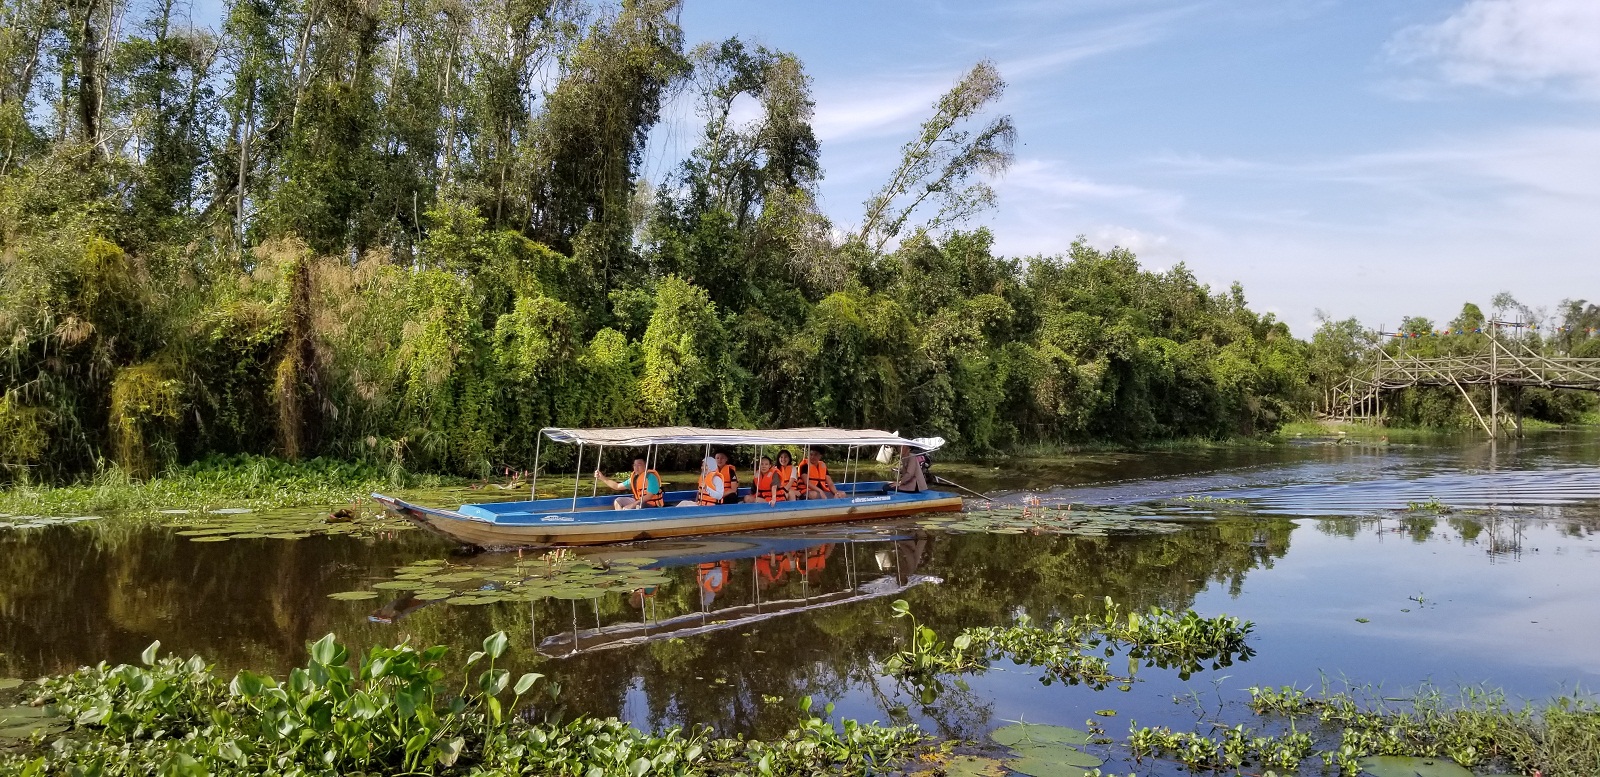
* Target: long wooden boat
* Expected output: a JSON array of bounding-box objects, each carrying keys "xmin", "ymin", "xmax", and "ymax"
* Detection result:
[{"xmin": 373, "ymin": 426, "xmax": 961, "ymax": 549}]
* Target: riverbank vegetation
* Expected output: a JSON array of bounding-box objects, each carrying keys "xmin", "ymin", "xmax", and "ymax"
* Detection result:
[{"xmin": 0, "ymin": 454, "xmax": 461, "ymax": 519}]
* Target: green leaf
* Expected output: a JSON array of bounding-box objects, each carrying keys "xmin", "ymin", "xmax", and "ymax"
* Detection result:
[
  {"xmin": 437, "ymin": 735, "xmax": 465, "ymax": 767},
  {"xmin": 328, "ymin": 591, "xmax": 379, "ymax": 601},
  {"xmin": 140, "ymin": 641, "xmax": 161, "ymax": 666},
  {"xmin": 483, "ymin": 631, "xmax": 509, "ymax": 660},
  {"xmin": 514, "ymin": 672, "xmax": 542, "ymax": 695},
  {"xmin": 309, "ymin": 634, "xmax": 338, "ymax": 665},
  {"xmin": 890, "ymin": 599, "xmax": 911, "ymax": 617},
  {"xmin": 628, "ymin": 757, "xmax": 651, "ymax": 777}
]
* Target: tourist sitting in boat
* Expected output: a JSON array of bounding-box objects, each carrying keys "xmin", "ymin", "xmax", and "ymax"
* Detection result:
[
  {"xmin": 893, "ymin": 445, "xmax": 928, "ymax": 493},
  {"xmin": 714, "ymin": 451, "xmax": 740, "ymax": 503},
  {"xmin": 594, "ymin": 458, "xmax": 664, "ymax": 509},
  {"xmin": 681, "ymin": 456, "xmax": 726, "ymax": 506},
  {"xmin": 795, "ymin": 449, "xmax": 840, "ymax": 499},
  {"xmin": 774, "ymin": 450, "xmax": 795, "ymax": 491},
  {"xmin": 745, "ymin": 456, "xmax": 791, "ymax": 505}
]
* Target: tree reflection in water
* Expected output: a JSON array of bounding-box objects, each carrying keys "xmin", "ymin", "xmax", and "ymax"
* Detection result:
[{"xmin": 0, "ymin": 516, "xmax": 1296, "ymax": 741}]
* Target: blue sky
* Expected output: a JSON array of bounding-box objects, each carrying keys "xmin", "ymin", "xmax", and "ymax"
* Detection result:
[{"xmin": 647, "ymin": 0, "xmax": 1600, "ymax": 334}]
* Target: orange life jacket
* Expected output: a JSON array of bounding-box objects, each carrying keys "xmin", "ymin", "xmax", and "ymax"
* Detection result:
[
  {"xmin": 629, "ymin": 470, "xmax": 663, "ymax": 507},
  {"xmin": 756, "ymin": 553, "xmax": 786, "ymax": 584},
  {"xmin": 698, "ymin": 561, "xmax": 730, "ymax": 594},
  {"xmin": 800, "ymin": 460, "xmax": 834, "ymax": 493},
  {"xmin": 718, "ymin": 464, "xmax": 739, "ymax": 498},
  {"xmin": 697, "ymin": 471, "xmax": 723, "ymax": 505},
  {"xmin": 776, "ymin": 463, "xmax": 794, "ymax": 487},
  {"xmin": 804, "ymin": 545, "xmax": 830, "ymax": 574},
  {"xmin": 755, "ymin": 468, "xmax": 786, "ymax": 501}
]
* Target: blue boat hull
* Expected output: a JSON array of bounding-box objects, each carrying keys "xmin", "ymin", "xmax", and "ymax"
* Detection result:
[{"xmin": 372, "ymin": 482, "xmax": 963, "ymax": 549}]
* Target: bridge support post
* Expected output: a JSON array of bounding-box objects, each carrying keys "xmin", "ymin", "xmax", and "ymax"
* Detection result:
[
  {"xmin": 1514, "ymin": 386, "xmax": 1524, "ymax": 438},
  {"xmin": 1490, "ymin": 327, "xmax": 1499, "ymax": 438}
]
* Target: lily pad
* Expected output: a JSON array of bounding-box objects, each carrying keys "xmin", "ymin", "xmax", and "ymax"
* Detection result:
[
  {"xmin": 0, "ymin": 704, "xmax": 67, "ymax": 741},
  {"xmin": 990, "ymin": 723, "xmax": 1092, "ymax": 748},
  {"xmin": 1006, "ymin": 755, "xmax": 1099, "ymax": 777},
  {"xmin": 1359, "ymin": 756, "xmax": 1475, "ymax": 777},
  {"xmin": 328, "ymin": 591, "xmax": 380, "ymax": 601},
  {"xmin": 190, "ymin": 536, "xmax": 232, "ymax": 542},
  {"xmin": 940, "ymin": 755, "xmax": 1007, "ymax": 777},
  {"xmin": 0, "ymin": 679, "xmax": 24, "ymax": 691}
]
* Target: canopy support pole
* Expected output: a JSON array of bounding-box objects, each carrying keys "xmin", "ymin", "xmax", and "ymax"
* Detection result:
[
  {"xmin": 530, "ymin": 432, "xmax": 543, "ymax": 499},
  {"xmin": 591, "ymin": 445, "xmax": 603, "ymax": 497},
  {"xmin": 571, "ymin": 443, "xmax": 584, "ymax": 511},
  {"xmin": 802, "ymin": 445, "xmax": 810, "ymax": 499}
]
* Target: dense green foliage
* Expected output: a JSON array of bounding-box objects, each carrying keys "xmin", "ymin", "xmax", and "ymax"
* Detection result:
[
  {"xmin": 2, "ymin": 633, "xmax": 925, "ymax": 775},
  {"xmin": 0, "ymin": 0, "xmax": 1322, "ymax": 484}
]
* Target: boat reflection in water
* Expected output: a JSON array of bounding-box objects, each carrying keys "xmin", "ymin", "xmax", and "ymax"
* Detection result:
[{"xmin": 370, "ymin": 529, "xmax": 937, "ymax": 658}]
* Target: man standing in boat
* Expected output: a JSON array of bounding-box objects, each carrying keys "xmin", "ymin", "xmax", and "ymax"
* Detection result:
[{"xmin": 594, "ymin": 458, "xmax": 664, "ymax": 510}]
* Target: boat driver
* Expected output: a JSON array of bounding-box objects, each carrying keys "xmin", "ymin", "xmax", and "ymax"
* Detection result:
[{"xmin": 594, "ymin": 458, "xmax": 664, "ymax": 509}]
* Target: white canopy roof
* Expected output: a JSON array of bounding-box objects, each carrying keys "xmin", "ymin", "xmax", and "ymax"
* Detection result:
[{"xmin": 540, "ymin": 426, "xmax": 945, "ymax": 452}]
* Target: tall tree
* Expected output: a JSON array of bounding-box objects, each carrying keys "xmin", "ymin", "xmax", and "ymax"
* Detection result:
[{"xmin": 858, "ymin": 60, "xmax": 1014, "ymax": 254}]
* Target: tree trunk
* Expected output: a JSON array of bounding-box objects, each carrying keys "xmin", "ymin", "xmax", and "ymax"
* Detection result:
[{"xmin": 74, "ymin": 0, "xmax": 104, "ymax": 160}]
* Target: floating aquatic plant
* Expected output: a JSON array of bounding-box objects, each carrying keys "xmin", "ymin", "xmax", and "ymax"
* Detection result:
[
  {"xmin": 990, "ymin": 723, "xmax": 1103, "ymax": 777},
  {"xmin": 161, "ymin": 504, "xmax": 413, "ymax": 542},
  {"xmin": 0, "ymin": 514, "xmax": 104, "ymax": 531},
  {"xmin": 885, "ymin": 597, "xmax": 1254, "ymax": 689},
  {"xmin": 3, "ymin": 634, "xmax": 927, "ymax": 775},
  {"xmin": 917, "ymin": 504, "xmax": 1183, "ymax": 537},
  {"xmin": 330, "ymin": 552, "xmax": 672, "ymax": 606}
]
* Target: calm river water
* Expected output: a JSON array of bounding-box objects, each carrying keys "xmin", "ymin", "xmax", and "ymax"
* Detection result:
[{"xmin": 3, "ymin": 430, "xmax": 1598, "ymax": 772}]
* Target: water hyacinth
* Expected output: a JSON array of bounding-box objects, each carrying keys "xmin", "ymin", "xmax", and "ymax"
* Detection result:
[{"xmin": 2, "ymin": 634, "xmax": 926, "ymax": 776}]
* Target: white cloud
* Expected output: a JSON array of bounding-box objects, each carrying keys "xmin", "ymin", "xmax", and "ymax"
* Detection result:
[
  {"xmin": 810, "ymin": 78, "xmax": 949, "ymax": 143},
  {"xmin": 1391, "ymin": 0, "xmax": 1600, "ymax": 96}
]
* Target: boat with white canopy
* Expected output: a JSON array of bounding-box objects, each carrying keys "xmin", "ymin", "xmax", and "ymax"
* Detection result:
[{"xmin": 372, "ymin": 426, "xmax": 962, "ymax": 548}]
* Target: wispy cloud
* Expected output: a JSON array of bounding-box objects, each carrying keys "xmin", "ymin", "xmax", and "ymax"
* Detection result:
[
  {"xmin": 810, "ymin": 78, "xmax": 950, "ymax": 143},
  {"xmin": 1001, "ymin": 5, "xmax": 1199, "ymax": 79},
  {"xmin": 810, "ymin": 5, "xmax": 1190, "ymax": 145},
  {"xmin": 1389, "ymin": 0, "xmax": 1600, "ymax": 97}
]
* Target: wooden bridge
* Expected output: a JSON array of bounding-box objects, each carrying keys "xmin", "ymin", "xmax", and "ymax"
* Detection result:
[{"xmin": 1321, "ymin": 321, "xmax": 1600, "ymax": 437}]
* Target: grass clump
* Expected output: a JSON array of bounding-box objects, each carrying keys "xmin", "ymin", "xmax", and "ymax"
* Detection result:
[
  {"xmin": 0, "ymin": 454, "xmax": 462, "ymax": 519},
  {"xmin": 3, "ymin": 633, "xmax": 924, "ymax": 776}
]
